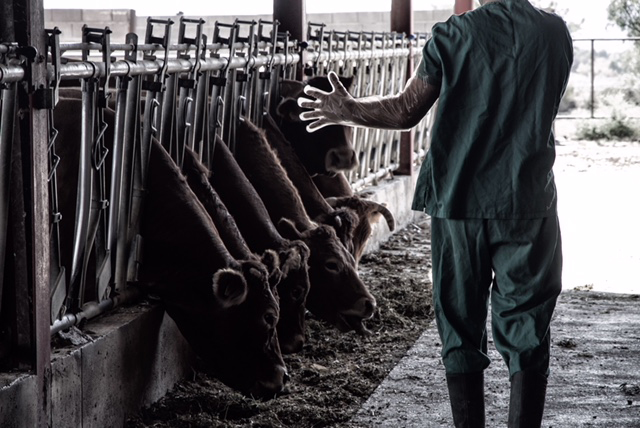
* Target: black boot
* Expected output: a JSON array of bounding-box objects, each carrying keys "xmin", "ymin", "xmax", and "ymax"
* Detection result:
[
  {"xmin": 508, "ymin": 370, "xmax": 548, "ymax": 427},
  {"xmin": 446, "ymin": 372, "xmax": 485, "ymax": 428}
]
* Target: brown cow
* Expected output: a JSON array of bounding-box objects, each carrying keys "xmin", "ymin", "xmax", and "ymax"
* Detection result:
[
  {"xmin": 315, "ymin": 172, "xmax": 397, "ymax": 263},
  {"xmin": 53, "ymin": 97, "xmax": 288, "ymax": 397},
  {"xmin": 261, "ymin": 113, "xmax": 358, "ymax": 253},
  {"xmin": 181, "ymin": 147, "xmax": 316, "ymax": 355},
  {"xmin": 276, "ymin": 76, "xmax": 358, "ymax": 176},
  {"xmin": 181, "ymin": 147, "xmax": 281, "ymax": 285},
  {"xmin": 138, "ymin": 139, "xmax": 289, "ymax": 398},
  {"xmin": 207, "ymin": 137, "xmax": 311, "ymax": 353},
  {"xmin": 261, "ymin": 113, "xmax": 395, "ymax": 264},
  {"xmin": 232, "ymin": 119, "xmax": 376, "ymax": 335}
]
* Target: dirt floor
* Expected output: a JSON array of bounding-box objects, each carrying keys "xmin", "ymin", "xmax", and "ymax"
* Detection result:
[
  {"xmin": 126, "ymin": 138, "xmax": 640, "ymax": 427},
  {"xmin": 126, "ymin": 216, "xmax": 435, "ymax": 428}
]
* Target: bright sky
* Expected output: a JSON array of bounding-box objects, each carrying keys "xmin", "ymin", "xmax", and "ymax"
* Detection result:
[{"xmin": 42, "ymin": 0, "xmax": 626, "ymax": 39}]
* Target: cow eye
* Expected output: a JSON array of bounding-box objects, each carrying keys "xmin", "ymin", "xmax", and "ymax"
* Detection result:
[
  {"xmin": 264, "ymin": 312, "xmax": 277, "ymax": 328},
  {"xmin": 291, "ymin": 285, "xmax": 306, "ymax": 302},
  {"xmin": 325, "ymin": 261, "xmax": 340, "ymax": 273}
]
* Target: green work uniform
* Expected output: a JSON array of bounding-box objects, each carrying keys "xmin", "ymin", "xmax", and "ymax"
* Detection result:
[{"xmin": 413, "ymin": 0, "xmax": 573, "ymax": 376}]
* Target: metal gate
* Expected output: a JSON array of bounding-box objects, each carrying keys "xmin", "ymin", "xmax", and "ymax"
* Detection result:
[{"xmin": 0, "ymin": 12, "xmax": 434, "ymax": 418}]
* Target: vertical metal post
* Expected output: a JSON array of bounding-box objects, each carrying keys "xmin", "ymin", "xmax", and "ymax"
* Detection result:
[
  {"xmin": 391, "ymin": 0, "xmax": 415, "ymax": 176},
  {"xmin": 590, "ymin": 39, "xmax": 595, "ymax": 119},
  {"xmin": 14, "ymin": 0, "xmax": 51, "ymax": 424},
  {"xmin": 0, "ymin": 84, "xmax": 16, "ymax": 313},
  {"xmin": 274, "ymin": 0, "xmax": 305, "ymax": 80}
]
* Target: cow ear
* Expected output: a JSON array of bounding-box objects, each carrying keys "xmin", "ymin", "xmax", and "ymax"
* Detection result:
[
  {"xmin": 277, "ymin": 218, "xmax": 303, "ymax": 240},
  {"xmin": 339, "ymin": 75, "xmax": 355, "ymax": 92},
  {"xmin": 212, "ymin": 268, "xmax": 248, "ymax": 308},
  {"xmin": 276, "ymin": 98, "xmax": 303, "ymax": 123},
  {"xmin": 280, "ymin": 79, "xmax": 305, "ymax": 98},
  {"xmin": 261, "ymin": 249, "xmax": 282, "ymax": 289}
]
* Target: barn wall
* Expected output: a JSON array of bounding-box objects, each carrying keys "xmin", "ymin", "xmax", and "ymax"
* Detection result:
[
  {"xmin": 0, "ymin": 304, "xmax": 194, "ymax": 427},
  {"xmin": 44, "ymin": 9, "xmax": 452, "ymax": 43}
]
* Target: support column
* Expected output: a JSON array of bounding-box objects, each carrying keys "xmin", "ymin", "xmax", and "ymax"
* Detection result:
[
  {"xmin": 13, "ymin": 0, "xmax": 52, "ymax": 425},
  {"xmin": 274, "ymin": 0, "xmax": 305, "ymax": 80},
  {"xmin": 391, "ymin": 0, "xmax": 415, "ymax": 176}
]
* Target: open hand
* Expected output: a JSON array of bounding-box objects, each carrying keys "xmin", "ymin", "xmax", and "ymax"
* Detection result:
[{"xmin": 297, "ymin": 71, "xmax": 354, "ymax": 133}]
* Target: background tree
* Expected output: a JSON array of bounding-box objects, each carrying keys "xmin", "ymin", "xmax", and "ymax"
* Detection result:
[{"xmin": 608, "ymin": 0, "xmax": 640, "ymax": 37}]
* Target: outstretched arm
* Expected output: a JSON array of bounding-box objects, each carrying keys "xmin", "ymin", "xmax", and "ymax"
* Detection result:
[{"xmin": 297, "ymin": 70, "xmax": 440, "ymax": 133}]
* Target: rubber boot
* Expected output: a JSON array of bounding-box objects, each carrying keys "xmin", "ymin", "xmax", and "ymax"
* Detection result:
[
  {"xmin": 508, "ymin": 370, "xmax": 548, "ymax": 428},
  {"xmin": 446, "ymin": 372, "xmax": 485, "ymax": 428}
]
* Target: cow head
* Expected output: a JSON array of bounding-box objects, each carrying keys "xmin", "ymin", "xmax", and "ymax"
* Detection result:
[
  {"xmin": 277, "ymin": 219, "xmax": 376, "ymax": 335},
  {"xmin": 311, "ymin": 206, "xmax": 359, "ymax": 256},
  {"xmin": 142, "ymin": 141, "xmax": 288, "ymax": 399},
  {"xmin": 276, "ymin": 76, "xmax": 358, "ymax": 176},
  {"xmin": 326, "ymin": 196, "xmax": 396, "ymax": 264},
  {"xmin": 158, "ymin": 258, "xmax": 288, "ymax": 399}
]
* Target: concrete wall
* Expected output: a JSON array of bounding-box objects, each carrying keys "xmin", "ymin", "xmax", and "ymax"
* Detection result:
[
  {"xmin": 44, "ymin": 9, "xmax": 136, "ymax": 44},
  {"xmin": 45, "ymin": 9, "xmax": 453, "ymax": 43},
  {"xmin": 0, "ymin": 304, "xmax": 195, "ymax": 428}
]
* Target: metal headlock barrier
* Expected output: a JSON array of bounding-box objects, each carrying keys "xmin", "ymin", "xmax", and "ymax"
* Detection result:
[
  {"xmin": 301, "ymin": 24, "xmax": 432, "ymax": 190},
  {"xmin": 0, "ymin": 15, "xmax": 433, "ymax": 366}
]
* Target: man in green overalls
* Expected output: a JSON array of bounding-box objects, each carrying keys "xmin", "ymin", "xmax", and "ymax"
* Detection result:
[{"xmin": 298, "ymin": 0, "xmax": 573, "ymax": 426}]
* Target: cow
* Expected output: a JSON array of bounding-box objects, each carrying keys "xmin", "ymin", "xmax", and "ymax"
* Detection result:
[
  {"xmin": 181, "ymin": 147, "xmax": 310, "ymax": 354},
  {"xmin": 314, "ymin": 172, "xmax": 397, "ymax": 263},
  {"xmin": 230, "ymin": 119, "xmax": 376, "ymax": 335},
  {"xmin": 261, "ymin": 113, "xmax": 395, "ymax": 264},
  {"xmin": 141, "ymin": 138, "xmax": 288, "ymax": 398},
  {"xmin": 53, "ymin": 95, "xmax": 288, "ymax": 398},
  {"xmin": 206, "ymin": 137, "xmax": 312, "ymax": 352},
  {"xmin": 275, "ymin": 76, "xmax": 358, "ymax": 176},
  {"xmin": 260, "ymin": 113, "xmax": 358, "ymax": 253},
  {"xmin": 181, "ymin": 147, "xmax": 281, "ymax": 284}
]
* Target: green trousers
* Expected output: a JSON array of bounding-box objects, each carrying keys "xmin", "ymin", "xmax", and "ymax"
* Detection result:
[{"xmin": 430, "ymin": 216, "xmax": 563, "ymax": 377}]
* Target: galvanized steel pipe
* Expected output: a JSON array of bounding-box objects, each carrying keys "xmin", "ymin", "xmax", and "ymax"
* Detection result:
[
  {"xmin": 50, "ymin": 287, "xmax": 143, "ymax": 335},
  {"xmin": 0, "ymin": 53, "xmax": 300, "ymax": 84}
]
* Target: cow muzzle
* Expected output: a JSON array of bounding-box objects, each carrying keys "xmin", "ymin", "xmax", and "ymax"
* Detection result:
[
  {"xmin": 249, "ymin": 364, "xmax": 290, "ymax": 400},
  {"xmin": 325, "ymin": 146, "xmax": 358, "ymax": 173},
  {"xmin": 280, "ymin": 333, "xmax": 305, "ymax": 354},
  {"xmin": 336, "ymin": 296, "xmax": 376, "ymax": 336}
]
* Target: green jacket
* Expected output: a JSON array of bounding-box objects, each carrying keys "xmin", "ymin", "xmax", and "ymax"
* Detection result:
[{"xmin": 413, "ymin": 0, "xmax": 573, "ymax": 219}]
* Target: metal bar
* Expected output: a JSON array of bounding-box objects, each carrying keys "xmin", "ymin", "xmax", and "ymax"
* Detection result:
[
  {"xmin": 114, "ymin": 33, "xmax": 142, "ymax": 292},
  {"xmin": 67, "ymin": 76, "xmax": 96, "ymax": 312},
  {"xmin": 90, "ymin": 26, "xmax": 113, "ymax": 304},
  {"xmin": 190, "ymin": 34, "xmax": 209, "ymax": 157},
  {"xmin": 590, "ymin": 38, "xmax": 595, "ymax": 119},
  {"xmin": 0, "ymin": 53, "xmax": 301, "ymax": 84},
  {"xmin": 175, "ymin": 17, "xmax": 204, "ymax": 167},
  {"xmin": 50, "ymin": 286, "xmax": 142, "ymax": 335},
  {"xmin": 0, "ymin": 83, "xmax": 16, "ymax": 315},
  {"xmin": 108, "ymin": 74, "xmax": 128, "ymax": 294},
  {"xmin": 57, "ymin": 40, "xmax": 282, "ymax": 54}
]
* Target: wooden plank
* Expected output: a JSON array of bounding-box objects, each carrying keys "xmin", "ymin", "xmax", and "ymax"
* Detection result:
[{"xmin": 14, "ymin": 0, "xmax": 52, "ymax": 424}]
